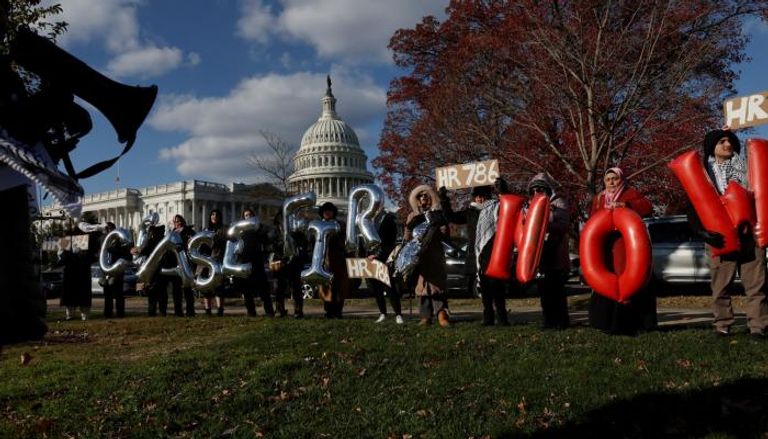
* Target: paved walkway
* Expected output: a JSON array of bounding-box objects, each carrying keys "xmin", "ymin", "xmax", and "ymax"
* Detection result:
[{"xmin": 47, "ymin": 295, "xmax": 719, "ymax": 330}]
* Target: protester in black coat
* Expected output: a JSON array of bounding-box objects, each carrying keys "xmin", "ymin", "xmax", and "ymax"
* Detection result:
[
  {"xmin": 235, "ymin": 208, "xmax": 274, "ymax": 317},
  {"xmin": 440, "ymin": 185, "xmax": 494, "ymax": 297},
  {"xmin": 169, "ymin": 215, "xmax": 196, "ymax": 317},
  {"xmin": 57, "ymin": 236, "xmax": 92, "ymax": 320},
  {"xmin": 370, "ymin": 212, "xmax": 403, "ymax": 324},
  {"xmin": 101, "ymin": 222, "xmax": 131, "ymax": 318},
  {"xmin": 195, "ymin": 209, "xmax": 228, "ymax": 316},
  {"xmin": 133, "ymin": 224, "xmax": 167, "ymax": 316},
  {"xmin": 272, "ymin": 212, "xmax": 308, "ymax": 318}
]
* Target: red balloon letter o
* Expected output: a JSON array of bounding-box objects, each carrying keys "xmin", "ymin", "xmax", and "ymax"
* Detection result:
[{"xmin": 580, "ymin": 208, "xmax": 652, "ymax": 302}]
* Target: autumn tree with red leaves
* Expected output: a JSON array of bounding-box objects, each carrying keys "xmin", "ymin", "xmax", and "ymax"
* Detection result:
[{"xmin": 375, "ymin": 0, "xmax": 768, "ymax": 219}]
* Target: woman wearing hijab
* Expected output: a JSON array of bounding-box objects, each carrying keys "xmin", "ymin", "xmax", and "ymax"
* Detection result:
[{"xmin": 588, "ymin": 167, "xmax": 655, "ymax": 335}]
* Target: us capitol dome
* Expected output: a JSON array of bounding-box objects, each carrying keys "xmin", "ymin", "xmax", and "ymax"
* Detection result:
[{"xmin": 287, "ymin": 76, "xmax": 374, "ymax": 212}]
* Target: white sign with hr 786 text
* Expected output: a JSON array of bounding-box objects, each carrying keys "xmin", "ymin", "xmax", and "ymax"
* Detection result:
[
  {"xmin": 435, "ymin": 159, "xmax": 499, "ymax": 190},
  {"xmin": 724, "ymin": 92, "xmax": 768, "ymax": 130},
  {"xmin": 345, "ymin": 258, "xmax": 390, "ymax": 287}
]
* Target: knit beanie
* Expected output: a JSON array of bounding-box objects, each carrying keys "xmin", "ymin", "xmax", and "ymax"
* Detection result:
[{"xmin": 702, "ymin": 129, "xmax": 740, "ymax": 158}]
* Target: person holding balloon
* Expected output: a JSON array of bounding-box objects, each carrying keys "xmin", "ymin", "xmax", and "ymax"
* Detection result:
[
  {"xmin": 271, "ymin": 212, "xmax": 307, "ymax": 318},
  {"xmin": 588, "ymin": 167, "xmax": 655, "ymax": 335},
  {"xmin": 528, "ymin": 173, "xmax": 572, "ymax": 330},
  {"xmin": 234, "ymin": 208, "xmax": 274, "ymax": 317},
  {"xmin": 369, "ymin": 211, "xmax": 404, "ymax": 324},
  {"xmin": 691, "ymin": 128, "xmax": 768, "ymax": 337},
  {"xmin": 170, "ymin": 214, "xmax": 196, "ymax": 317},
  {"xmin": 474, "ymin": 180, "xmax": 513, "ymax": 326},
  {"xmin": 316, "ymin": 202, "xmax": 350, "ymax": 319},
  {"xmin": 201, "ymin": 209, "xmax": 227, "ymax": 316},
  {"xmin": 405, "ymin": 185, "xmax": 450, "ymax": 327}
]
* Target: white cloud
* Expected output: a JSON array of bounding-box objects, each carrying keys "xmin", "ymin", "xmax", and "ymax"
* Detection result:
[
  {"xmin": 44, "ymin": 0, "xmax": 194, "ymax": 78},
  {"xmin": 107, "ymin": 46, "xmax": 183, "ymax": 79},
  {"xmin": 236, "ymin": 0, "xmax": 277, "ymax": 44},
  {"xmin": 150, "ymin": 70, "xmax": 386, "ymax": 182},
  {"xmin": 237, "ymin": 0, "xmax": 446, "ymax": 63}
]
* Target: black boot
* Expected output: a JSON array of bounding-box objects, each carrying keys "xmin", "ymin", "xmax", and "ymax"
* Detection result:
[
  {"xmin": 482, "ymin": 308, "xmax": 495, "ymax": 326},
  {"xmin": 276, "ymin": 299, "xmax": 287, "ymax": 317},
  {"xmin": 497, "ymin": 308, "xmax": 511, "ymax": 326}
]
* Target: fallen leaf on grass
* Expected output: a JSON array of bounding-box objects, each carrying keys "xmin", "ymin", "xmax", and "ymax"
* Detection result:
[
  {"xmin": 267, "ymin": 391, "xmax": 289, "ymax": 402},
  {"xmin": 357, "ymin": 368, "xmax": 367, "ymax": 377}
]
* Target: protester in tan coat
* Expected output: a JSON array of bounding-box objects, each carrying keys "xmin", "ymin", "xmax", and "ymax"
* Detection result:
[{"xmin": 405, "ymin": 184, "xmax": 450, "ymax": 326}]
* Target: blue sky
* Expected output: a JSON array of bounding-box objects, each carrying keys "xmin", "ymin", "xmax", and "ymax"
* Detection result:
[{"xmin": 38, "ymin": 1, "xmax": 768, "ymax": 196}]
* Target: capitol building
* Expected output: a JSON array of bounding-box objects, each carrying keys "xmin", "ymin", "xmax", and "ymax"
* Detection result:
[
  {"xmin": 287, "ymin": 76, "xmax": 374, "ymax": 212},
  {"xmin": 42, "ymin": 76, "xmax": 373, "ymax": 235}
]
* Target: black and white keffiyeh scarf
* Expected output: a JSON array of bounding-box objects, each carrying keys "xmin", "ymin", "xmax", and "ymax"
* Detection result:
[
  {"xmin": 474, "ymin": 199, "xmax": 499, "ymax": 272},
  {"xmin": 707, "ymin": 154, "xmax": 747, "ymax": 194}
]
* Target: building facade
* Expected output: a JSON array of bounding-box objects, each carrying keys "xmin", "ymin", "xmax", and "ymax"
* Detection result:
[
  {"xmin": 43, "ymin": 180, "xmax": 282, "ymax": 236},
  {"xmin": 287, "ymin": 76, "xmax": 374, "ymax": 212}
]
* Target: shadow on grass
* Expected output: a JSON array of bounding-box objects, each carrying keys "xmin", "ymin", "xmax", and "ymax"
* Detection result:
[{"xmin": 506, "ymin": 377, "xmax": 768, "ymax": 438}]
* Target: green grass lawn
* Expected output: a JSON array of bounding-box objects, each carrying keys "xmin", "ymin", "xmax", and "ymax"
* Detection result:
[{"xmin": 2, "ymin": 310, "xmax": 768, "ymax": 438}]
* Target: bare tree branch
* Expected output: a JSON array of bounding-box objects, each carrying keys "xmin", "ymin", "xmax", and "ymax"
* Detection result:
[{"xmin": 247, "ymin": 130, "xmax": 297, "ymax": 195}]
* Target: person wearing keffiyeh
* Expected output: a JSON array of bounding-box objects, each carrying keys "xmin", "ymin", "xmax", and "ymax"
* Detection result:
[
  {"xmin": 473, "ymin": 180, "xmax": 510, "ymax": 326},
  {"xmin": 694, "ymin": 128, "xmax": 768, "ymax": 337}
]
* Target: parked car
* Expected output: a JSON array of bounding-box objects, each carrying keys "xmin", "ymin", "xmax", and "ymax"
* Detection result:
[
  {"xmin": 91, "ymin": 264, "xmax": 138, "ymax": 295},
  {"xmin": 442, "ymin": 239, "xmax": 470, "ymax": 295},
  {"xmin": 645, "ymin": 215, "xmax": 768, "ymax": 284},
  {"xmin": 645, "ymin": 215, "xmax": 711, "ymax": 284},
  {"xmin": 41, "ymin": 267, "xmax": 64, "ymax": 299}
]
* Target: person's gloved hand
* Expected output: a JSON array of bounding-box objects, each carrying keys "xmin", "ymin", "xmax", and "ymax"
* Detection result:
[
  {"xmin": 494, "ymin": 177, "xmax": 510, "ymax": 195},
  {"xmin": 438, "ymin": 186, "xmax": 449, "ymax": 202},
  {"xmin": 701, "ymin": 230, "xmax": 725, "ymax": 249}
]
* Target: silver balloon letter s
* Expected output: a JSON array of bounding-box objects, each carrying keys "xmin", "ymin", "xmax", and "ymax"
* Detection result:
[
  {"xmin": 188, "ymin": 231, "xmax": 222, "ymax": 292},
  {"xmin": 222, "ymin": 217, "xmax": 260, "ymax": 278},
  {"xmin": 345, "ymin": 184, "xmax": 385, "ymax": 254},
  {"xmin": 282, "ymin": 192, "xmax": 316, "ymax": 257},
  {"xmin": 302, "ymin": 219, "xmax": 340, "ymax": 287}
]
